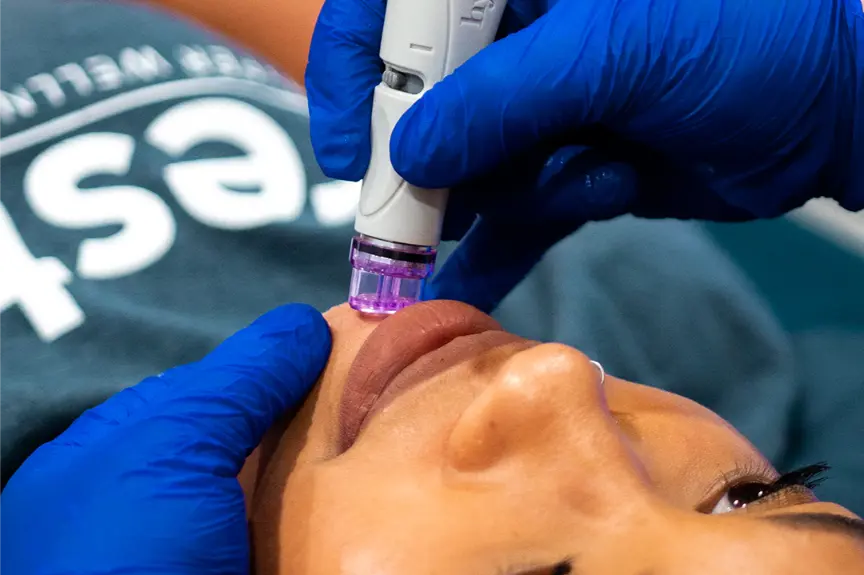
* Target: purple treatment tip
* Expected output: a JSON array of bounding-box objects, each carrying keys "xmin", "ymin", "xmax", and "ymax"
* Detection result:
[{"xmin": 347, "ymin": 235, "xmax": 436, "ymax": 315}]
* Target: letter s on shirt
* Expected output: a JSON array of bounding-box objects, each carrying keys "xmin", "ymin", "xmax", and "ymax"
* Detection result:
[{"xmin": 24, "ymin": 132, "xmax": 176, "ymax": 280}]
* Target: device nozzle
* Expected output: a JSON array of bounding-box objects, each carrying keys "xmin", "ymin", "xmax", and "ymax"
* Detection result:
[{"xmin": 348, "ymin": 235, "xmax": 437, "ymax": 315}]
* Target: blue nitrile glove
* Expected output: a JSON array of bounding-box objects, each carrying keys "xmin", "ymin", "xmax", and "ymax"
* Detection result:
[
  {"xmin": 2, "ymin": 303, "xmax": 330, "ymax": 575},
  {"xmin": 307, "ymin": 0, "xmax": 863, "ymax": 313}
]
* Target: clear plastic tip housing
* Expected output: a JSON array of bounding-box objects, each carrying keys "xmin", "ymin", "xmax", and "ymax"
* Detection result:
[{"xmin": 348, "ymin": 235, "xmax": 437, "ymax": 315}]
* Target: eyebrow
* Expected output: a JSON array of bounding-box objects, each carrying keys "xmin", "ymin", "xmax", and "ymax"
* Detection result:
[
  {"xmin": 761, "ymin": 513, "xmax": 864, "ymax": 542},
  {"xmin": 504, "ymin": 515, "xmax": 864, "ymax": 575},
  {"xmin": 509, "ymin": 559, "xmax": 574, "ymax": 575},
  {"xmin": 504, "ymin": 515, "xmax": 863, "ymax": 575}
]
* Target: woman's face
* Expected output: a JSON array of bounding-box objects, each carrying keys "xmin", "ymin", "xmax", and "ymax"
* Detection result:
[{"xmin": 245, "ymin": 301, "xmax": 863, "ymax": 575}]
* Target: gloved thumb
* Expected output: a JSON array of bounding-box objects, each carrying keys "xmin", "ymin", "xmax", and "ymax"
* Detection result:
[
  {"xmin": 50, "ymin": 303, "xmax": 331, "ymax": 476},
  {"xmin": 426, "ymin": 149, "xmax": 638, "ymax": 313},
  {"xmin": 391, "ymin": 7, "xmax": 605, "ymax": 189}
]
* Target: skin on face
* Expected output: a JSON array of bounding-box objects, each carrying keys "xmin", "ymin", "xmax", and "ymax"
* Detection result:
[{"xmin": 243, "ymin": 302, "xmax": 864, "ymax": 575}]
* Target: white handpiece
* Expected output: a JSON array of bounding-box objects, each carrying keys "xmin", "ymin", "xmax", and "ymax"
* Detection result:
[{"xmin": 355, "ymin": 0, "xmax": 506, "ymax": 247}]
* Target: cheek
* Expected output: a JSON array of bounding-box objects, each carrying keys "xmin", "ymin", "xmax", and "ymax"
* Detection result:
[
  {"xmin": 238, "ymin": 447, "xmax": 261, "ymax": 517},
  {"xmin": 622, "ymin": 412, "xmax": 761, "ymax": 510},
  {"xmin": 238, "ymin": 408, "xmax": 306, "ymax": 515},
  {"xmin": 256, "ymin": 468, "xmax": 357, "ymax": 575},
  {"xmin": 604, "ymin": 381, "xmax": 763, "ymax": 509}
]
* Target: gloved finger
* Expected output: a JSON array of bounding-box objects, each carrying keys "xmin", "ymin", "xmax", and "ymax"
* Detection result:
[
  {"xmin": 391, "ymin": 2, "xmax": 617, "ymax": 189},
  {"xmin": 55, "ymin": 304, "xmax": 331, "ymax": 475},
  {"xmin": 307, "ymin": 0, "xmax": 385, "ymax": 181},
  {"xmin": 440, "ymin": 191, "xmax": 478, "ymax": 242},
  {"xmin": 495, "ymin": 1, "xmax": 547, "ymax": 38},
  {"xmin": 426, "ymin": 149, "xmax": 639, "ymax": 313},
  {"xmin": 425, "ymin": 215, "xmax": 571, "ymax": 314},
  {"xmin": 439, "ymin": 151, "xmax": 549, "ymax": 242},
  {"xmin": 627, "ymin": 158, "xmax": 757, "ymax": 221}
]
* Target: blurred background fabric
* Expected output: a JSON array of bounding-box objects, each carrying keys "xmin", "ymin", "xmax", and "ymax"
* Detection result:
[{"xmin": 493, "ymin": 214, "xmax": 864, "ymax": 512}]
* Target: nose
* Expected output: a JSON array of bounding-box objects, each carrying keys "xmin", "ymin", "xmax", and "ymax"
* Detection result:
[{"xmin": 445, "ymin": 343, "xmax": 649, "ymax": 508}]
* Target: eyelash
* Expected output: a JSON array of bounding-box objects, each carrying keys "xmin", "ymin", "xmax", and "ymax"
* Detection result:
[
  {"xmin": 702, "ymin": 461, "xmax": 831, "ymax": 512},
  {"xmin": 770, "ymin": 462, "xmax": 830, "ymax": 491}
]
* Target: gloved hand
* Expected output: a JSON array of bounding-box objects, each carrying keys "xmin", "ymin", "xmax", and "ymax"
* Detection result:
[
  {"xmin": 307, "ymin": 0, "xmax": 863, "ymax": 313},
  {"xmin": 2, "ymin": 304, "xmax": 331, "ymax": 575}
]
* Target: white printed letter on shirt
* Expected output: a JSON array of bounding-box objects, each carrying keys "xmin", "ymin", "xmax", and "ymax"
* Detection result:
[
  {"xmin": 24, "ymin": 132, "xmax": 176, "ymax": 280},
  {"xmin": 146, "ymin": 98, "xmax": 306, "ymax": 229},
  {"xmin": 0, "ymin": 204, "xmax": 84, "ymax": 342}
]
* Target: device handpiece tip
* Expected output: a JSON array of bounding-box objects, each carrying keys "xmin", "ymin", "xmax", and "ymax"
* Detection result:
[{"xmin": 348, "ymin": 235, "xmax": 437, "ymax": 315}]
